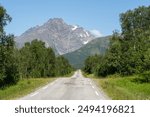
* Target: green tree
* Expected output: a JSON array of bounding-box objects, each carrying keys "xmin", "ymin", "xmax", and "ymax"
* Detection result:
[
  {"xmin": 55, "ymin": 56, "xmax": 72, "ymax": 76},
  {"xmin": 18, "ymin": 39, "xmax": 72, "ymax": 78},
  {"xmin": 45, "ymin": 47, "xmax": 55, "ymax": 77},
  {"xmin": 0, "ymin": 5, "xmax": 19, "ymax": 87},
  {"xmin": 19, "ymin": 39, "xmax": 56, "ymax": 78},
  {"xmin": 83, "ymin": 54, "xmax": 102, "ymax": 74},
  {"xmin": 119, "ymin": 6, "xmax": 150, "ymax": 75}
]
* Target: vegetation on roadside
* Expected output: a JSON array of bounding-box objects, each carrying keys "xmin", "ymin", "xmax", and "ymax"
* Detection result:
[
  {"xmin": 83, "ymin": 72, "xmax": 150, "ymax": 100},
  {"xmin": 0, "ymin": 5, "xmax": 73, "ymax": 89},
  {"xmin": 63, "ymin": 71, "xmax": 75, "ymax": 77},
  {"xmin": 83, "ymin": 6, "xmax": 150, "ymax": 100},
  {"xmin": 94, "ymin": 75, "xmax": 150, "ymax": 100},
  {"xmin": 83, "ymin": 6, "xmax": 150, "ymax": 78},
  {"xmin": 0, "ymin": 78, "xmax": 56, "ymax": 100},
  {"xmin": 18, "ymin": 40, "xmax": 73, "ymax": 79}
]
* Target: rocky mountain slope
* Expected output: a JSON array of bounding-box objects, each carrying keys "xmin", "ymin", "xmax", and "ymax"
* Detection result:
[{"xmin": 15, "ymin": 18, "xmax": 95, "ymax": 54}]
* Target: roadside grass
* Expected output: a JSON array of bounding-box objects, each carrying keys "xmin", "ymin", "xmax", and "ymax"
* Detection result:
[
  {"xmin": 85, "ymin": 73, "xmax": 150, "ymax": 100},
  {"xmin": 0, "ymin": 78, "xmax": 56, "ymax": 100},
  {"xmin": 96, "ymin": 75, "xmax": 150, "ymax": 100}
]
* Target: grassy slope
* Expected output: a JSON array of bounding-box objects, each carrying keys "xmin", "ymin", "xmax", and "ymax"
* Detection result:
[
  {"xmin": 97, "ymin": 76, "xmax": 150, "ymax": 100},
  {"xmin": 85, "ymin": 73, "xmax": 150, "ymax": 100},
  {"xmin": 0, "ymin": 78, "xmax": 56, "ymax": 100}
]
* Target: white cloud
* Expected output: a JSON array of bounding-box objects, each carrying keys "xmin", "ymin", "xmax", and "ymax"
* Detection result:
[{"xmin": 90, "ymin": 29, "xmax": 103, "ymax": 37}]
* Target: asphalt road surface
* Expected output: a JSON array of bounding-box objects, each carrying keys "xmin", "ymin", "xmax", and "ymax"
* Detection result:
[{"xmin": 20, "ymin": 70, "xmax": 109, "ymax": 100}]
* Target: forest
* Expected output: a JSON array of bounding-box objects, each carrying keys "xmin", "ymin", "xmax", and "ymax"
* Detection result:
[
  {"xmin": 0, "ymin": 5, "xmax": 73, "ymax": 88},
  {"xmin": 83, "ymin": 6, "xmax": 150, "ymax": 83}
]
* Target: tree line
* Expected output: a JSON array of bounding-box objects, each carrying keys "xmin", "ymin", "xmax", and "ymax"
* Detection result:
[
  {"xmin": 0, "ymin": 5, "xmax": 73, "ymax": 88},
  {"xmin": 83, "ymin": 6, "xmax": 150, "ymax": 81},
  {"xmin": 18, "ymin": 39, "xmax": 73, "ymax": 79}
]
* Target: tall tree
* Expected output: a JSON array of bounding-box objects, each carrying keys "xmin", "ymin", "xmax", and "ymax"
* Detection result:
[{"xmin": 0, "ymin": 5, "xmax": 19, "ymax": 87}]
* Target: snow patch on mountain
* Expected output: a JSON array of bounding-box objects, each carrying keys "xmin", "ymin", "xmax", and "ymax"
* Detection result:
[
  {"xmin": 80, "ymin": 34, "xmax": 83, "ymax": 37},
  {"xmin": 85, "ymin": 31, "xmax": 89, "ymax": 37},
  {"xmin": 83, "ymin": 40, "xmax": 89, "ymax": 45},
  {"xmin": 71, "ymin": 25, "xmax": 78, "ymax": 31}
]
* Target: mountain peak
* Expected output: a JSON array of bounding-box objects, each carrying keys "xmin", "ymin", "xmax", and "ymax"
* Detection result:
[
  {"xmin": 47, "ymin": 18, "xmax": 64, "ymax": 24},
  {"xmin": 15, "ymin": 18, "xmax": 95, "ymax": 55}
]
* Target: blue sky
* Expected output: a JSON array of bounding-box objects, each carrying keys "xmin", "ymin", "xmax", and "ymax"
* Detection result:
[{"xmin": 0, "ymin": 0, "xmax": 150, "ymax": 36}]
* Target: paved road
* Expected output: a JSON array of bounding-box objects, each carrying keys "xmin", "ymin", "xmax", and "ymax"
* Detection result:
[{"xmin": 20, "ymin": 70, "xmax": 109, "ymax": 100}]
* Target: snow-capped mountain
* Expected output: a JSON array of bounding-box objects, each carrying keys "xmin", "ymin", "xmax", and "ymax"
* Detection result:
[{"xmin": 15, "ymin": 18, "xmax": 95, "ymax": 55}]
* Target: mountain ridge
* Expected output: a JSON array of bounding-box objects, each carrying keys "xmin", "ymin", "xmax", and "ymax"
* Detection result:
[{"xmin": 15, "ymin": 18, "xmax": 95, "ymax": 55}]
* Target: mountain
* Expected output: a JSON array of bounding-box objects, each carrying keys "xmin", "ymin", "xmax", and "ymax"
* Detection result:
[
  {"xmin": 15, "ymin": 18, "xmax": 95, "ymax": 55},
  {"xmin": 63, "ymin": 36, "xmax": 110, "ymax": 68}
]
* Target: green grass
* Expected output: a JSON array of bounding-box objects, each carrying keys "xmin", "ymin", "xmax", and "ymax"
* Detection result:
[
  {"xmin": 93, "ymin": 75, "xmax": 150, "ymax": 100},
  {"xmin": 0, "ymin": 78, "xmax": 56, "ymax": 100}
]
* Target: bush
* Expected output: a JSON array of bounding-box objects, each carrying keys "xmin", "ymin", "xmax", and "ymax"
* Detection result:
[
  {"xmin": 140, "ymin": 71, "xmax": 150, "ymax": 83},
  {"xmin": 133, "ymin": 71, "xmax": 150, "ymax": 83}
]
